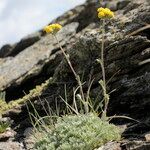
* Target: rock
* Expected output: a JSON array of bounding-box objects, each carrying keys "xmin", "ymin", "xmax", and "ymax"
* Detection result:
[
  {"xmin": 117, "ymin": 0, "xmax": 131, "ymax": 10},
  {"xmin": 55, "ymin": 0, "xmax": 148, "ymax": 141},
  {"xmin": 0, "ymin": 22, "xmax": 79, "ymax": 91},
  {"xmin": 24, "ymin": 137, "xmax": 35, "ymax": 150},
  {"xmin": 0, "ymin": 128, "xmax": 16, "ymax": 141},
  {"xmin": 51, "ymin": 22, "xmax": 150, "ymax": 120},
  {"xmin": 0, "ymin": 117, "xmax": 11, "ymax": 123},
  {"xmin": 0, "ymin": 0, "xmax": 150, "ymax": 149},
  {"xmin": 9, "ymin": 32, "xmax": 41, "ymax": 57},
  {"xmin": 145, "ymin": 133, "xmax": 150, "ymax": 142},
  {"xmin": 96, "ymin": 142, "xmax": 121, "ymax": 150},
  {"xmin": 52, "ymin": 0, "xmax": 98, "ymax": 32},
  {"xmin": 23, "ymin": 127, "xmax": 35, "ymax": 150},
  {"xmin": 121, "ymin": 140, "xmax": 150, "ymax": 150},
  {"xmin": 0, "ymin": 141, "xmax": 23, "ymax": 150},
  {"xmin": 23, "ymin": 127, "xmax": 33, "ymax": 137},
  {"xmin": 0, "ymin": 57, "xmax": 13, "ymax": 65},
  {"xmin": 0, "ymin": 44, "xmax": 14, "ymax": 58},
  {"xmin": 0, "ymin": 32, "xmax": 41, "ymax": 58}
]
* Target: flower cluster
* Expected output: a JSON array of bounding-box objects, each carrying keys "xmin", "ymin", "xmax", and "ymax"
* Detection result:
[
  {"xmin": 97, "ymin": 7, "xmax": 114, "ymax": 19},
  {"xmin": 43, "ymin": 23, "xmax": 62, "ymax": 34}
]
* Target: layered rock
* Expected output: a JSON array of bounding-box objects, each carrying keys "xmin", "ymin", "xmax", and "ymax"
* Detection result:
[{"xmin": 0, "ymin": 0, "xmax": 150, "ymax": 149}]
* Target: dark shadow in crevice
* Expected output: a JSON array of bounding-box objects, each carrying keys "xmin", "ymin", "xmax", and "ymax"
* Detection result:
[{"xmin": 5, "ymin": 53, "xmax": 62, "ymax": 102}]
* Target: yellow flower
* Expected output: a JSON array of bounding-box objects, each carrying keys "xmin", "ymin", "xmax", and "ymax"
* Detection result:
[
  {"xmin": 98, "ymin": 11, "xmax": 105, "ymax": 18},
  {"xmin": 43, "ymin": 26, "xmax": 53, "ymax": 33},
  {"xmin": 97, "ymin": 7, "xmax": 105, "ymax": 12},
  {"xmin": 97, "ymin": 7, "xmax": 114, "ymax": 19},
  {"xmin": 43, "ymin": 23, "xmax": 62, "ymax": 34},
  {"xmin": 103, "ymin": 8, "xmax": 111, "ymax": 13},
  {"xmin": 107, "ymin": 11, "xmax": 114, "ymax": 18}
]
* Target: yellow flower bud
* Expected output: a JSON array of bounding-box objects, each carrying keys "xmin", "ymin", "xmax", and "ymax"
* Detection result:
[
  {"xmin": 98, "ymin": 11, "xmax": 105, "ymax": 18},
  {"xmin": 43, "ymin": 23, "xmax": 62, "ymax": 34},
  {"xmin": 107, "ymin": 11, "xmax": 114, "ymax": 18},
  {"xmin": 97, "ymin": 7, "xmax": 114, "ymax": 19},
  {"xmin": 97, "ymin": 7, "xmax": 105, "ymax": 12},
  {"xmin": 43, "ymin": 26, "xmax": 53, "ymax": 33},
  {"xmin": 54, "ymin": 24, "xmax": 62, "ymax": 30},
  {"xmin": 104, "ymin": 8, "xmax": 111, "ymax": 13}
]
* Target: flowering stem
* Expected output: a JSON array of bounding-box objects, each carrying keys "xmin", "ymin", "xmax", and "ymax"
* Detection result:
[
  {"xmin": 54, "ymin": 35, "xmax": 76, "ymax": 77},
  {"xmin": 54, "ymin": 35, "xmax": 87, "ymax": 113},
  {"xmin": 100, "ymin": 19, "xmax": 108, "ymax": 118},
  {"xmin": 101, "ymin": 19, "xmax": 106, "ymax": 90},
  {"xmin": 97, "ymin": 7, "xmax": 114, "ymax": 119}
]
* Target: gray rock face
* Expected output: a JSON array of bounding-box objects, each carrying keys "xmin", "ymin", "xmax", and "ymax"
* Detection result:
[
  {"xmin": 0, "ymin": 141, "xmax": 23, "ymax": 150},
  {"xmin": 0, "ymin": 23, "xmax": 79, "ymax": 91},
  {"xmin": 0, "ymin": 45, "xmax": 13, "ymax": 58},
  {"xmin": 46, "ymin": 2, "xmax": 150, "ymax": 148},
  {"xmin": 0, "ymin": 33, "xmax": 41, "ymax": 58},
  {"xmin": 50, "ymin": 0, "xmax": 150, "ymax": 120},
  {"xmin": 0, "ymin": 0, "xmax": 149, "ymax": 120}
]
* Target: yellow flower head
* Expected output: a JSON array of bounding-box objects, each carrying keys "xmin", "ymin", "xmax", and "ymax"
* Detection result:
[
  {"xmin": 97, "ymin": 7, "xmax": 105, "ymax": 12},
  {"xmin": 43, "ymin": 26, "xmax": 53, "ymax": 33},
  {"xmin": 43, "ymin": 23, "xmax": 62, "ymax": 34},
  {"xmin": 98, "ymin": 11, "xmax": 105, "ymax": 18},
  {"xmin": 97, "ymin": 7, "xmax": 114, "ymax": 19}
]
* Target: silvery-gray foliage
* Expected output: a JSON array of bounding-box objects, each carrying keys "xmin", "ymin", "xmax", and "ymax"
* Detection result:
[{"xmin": 34, "ymin": 113, "xmax": 121, "ymax": 150}]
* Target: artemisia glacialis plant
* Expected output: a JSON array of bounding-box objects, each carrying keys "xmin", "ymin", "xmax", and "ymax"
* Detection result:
[
  {"xmin": 33, "ymin": 7, "xmax": 121, "ymax": 150},
  {"xmin": 42, "ymin": 8, "xmax": 115, "ymax": 118},
  {"xmin": 43, "ymin": 23, "xmax": 87, "ymax": 114},
  {"xmin": 97, "ymin": 7, "xmax": 114, "ymax": 120}
]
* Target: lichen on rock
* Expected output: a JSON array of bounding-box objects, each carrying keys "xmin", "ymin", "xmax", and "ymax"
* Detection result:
[{"xmin": 0, "ymin": 78, "xmax": 52, "ymax": 115}]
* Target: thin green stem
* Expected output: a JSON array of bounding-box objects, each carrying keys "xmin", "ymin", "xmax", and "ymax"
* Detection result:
[
  {"xmin": 101, "ymin": 19, "xmax": 106, "ymax": 91},
  {"xmin": 100, "ymin": 19, "xmax": 109, "ymax": 119},
  {"xmin": 54, "ymin": 35, "xmax": 76, "ymax": 77},
  {"xmin": 53, "ymin": 35, "xmax": 87, "ymax": 113}
]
